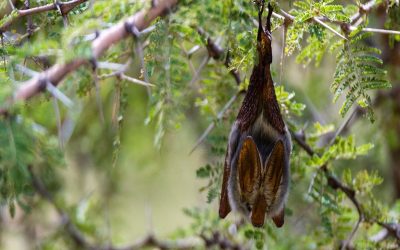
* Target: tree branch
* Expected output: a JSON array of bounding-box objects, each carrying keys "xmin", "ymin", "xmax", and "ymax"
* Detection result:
[
  {"xmin": 350, "ymin": 0, "xmax": 376, "ymax": 25},
  {"xmin": 29, "ymin": 165, "xmax": 200, "ymax": 250},
  {"xmin": 0, "ymin": 0, "xmax": 178, "ymax": 116},
  {"xmin": 276, "ymin": 0, "xmax": 384, "ymax": 37},
  {"xmin": 28, "ymin": 165, "xmax": 93, "ymax": 249},
  {"xmin": 291, "ymin": 129, "xmax": 400, "ymax": 247},
  {"xmin": 0, "ymin": 0, "xmax": 387, "ymax": 116},
  {"xmin": 29, "ymin": 164, "xmax": 245, "ymax": 250},
  {"xmin": 0, "ymin": 0, "xmax": 88, "ymax": 31},
  {"xmin": 107, "ymin": 234, "xmax": 199, "ymax": 250},
  {"xmin": 377, "ymin": 222, "xmax": 400, "ymax": 242},
  {"xmin": 196, "ymin": 27, "xmax": 241, "ymax": 85},
  {"xmin": 291, "ymin": 131, "xmax": 363, "ymax": 247}
]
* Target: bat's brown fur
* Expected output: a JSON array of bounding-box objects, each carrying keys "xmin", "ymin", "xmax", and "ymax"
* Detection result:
[{"xmin": 218, "ymin": 2, "xmax": 292, "ymax": 228}]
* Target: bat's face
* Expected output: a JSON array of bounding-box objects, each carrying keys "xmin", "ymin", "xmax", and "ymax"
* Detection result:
[{"xmin": 228, "ymin": 135, "xmax": 289, "ymax": 227}]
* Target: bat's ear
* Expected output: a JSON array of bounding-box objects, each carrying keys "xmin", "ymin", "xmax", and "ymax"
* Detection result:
[
  {"xmin": 262, "ymin": 140, "xmax": 285, "ymax": 213},
  {"xmin": 265, "ymin": 139, "xmax": 284, "ymax": 162},
  {"xmin": 251, "ymin": 140, "xmax": 286, "ymax": 227},
  {"xmin": 237, "ymin": 136, "xmax": 262, "ymax": 203}
]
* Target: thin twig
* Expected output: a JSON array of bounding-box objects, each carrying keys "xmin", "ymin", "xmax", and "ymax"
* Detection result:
[
  {"xmin": 360, "ymin": 27, "xmax": 400, "ymax": 35},
  {"xmin": 350, "ymin": 0, "xmax": 376, "ymax": 25},
  {"xmin": 120, "ymin": 74, "xmax": 154, "ymax": 87},
  {"xmin": 45, "ymin": 81, "xmax": 74, "ymax": 108},
  {"xmin": 190, "ymin": 92, "xmax": 240, "ymax": 154},
  {"xmin": 134, "ymin": 36, "xmax": 152, "ymax": 96},
  {"xmin": 189, "ymin": 55, "xmax": 210, "ymax": 86},
  {"xmin": 7, "ymin": 0, "xmax": 16, "ymax": 10},
  {"xmin": 98, "ymin": 60, "xmax": 154, "ymax": 88},
  {"xmin": 327, "ymin": 107, "xmax": 358, "ymax": 146},
  {"xmin": 313, "ymin": 17, "xmax": 348, "ymax": 40},
  {"xmin": 188, "ymin": 27, "xmax": 245, "ymax": 153},
  {"xmin": 196, "ymin": 27, "xmax": 241, "ymax": 85},
  {"xmin": 178, "ymin": 42, "xmax": 196, "ymax": 74}
]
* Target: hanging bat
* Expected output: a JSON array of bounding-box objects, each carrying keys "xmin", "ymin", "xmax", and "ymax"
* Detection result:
[{"xmin": 218, "ymin": 1, "xmax": 292, "ymax": 228}]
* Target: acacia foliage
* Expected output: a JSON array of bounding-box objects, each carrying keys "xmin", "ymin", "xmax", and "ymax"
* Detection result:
[{"xmin": 0, "ymin": 0, "xmax": 399, "ymax": 249}]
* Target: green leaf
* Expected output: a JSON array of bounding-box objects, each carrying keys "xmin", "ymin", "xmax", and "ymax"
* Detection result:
[
  {"xmin": 331, "ymin": 31, "xmax": 390, "ymax": 121},
  {"xmin": 196, "ymin": 165, "xmax": 212, "ymax": 178},
  {"xmin": 207, "ymin": 187, "xmax": 218, "ymax": 203}
]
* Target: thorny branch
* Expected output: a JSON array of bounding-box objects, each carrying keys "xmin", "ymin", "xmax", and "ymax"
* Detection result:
[
  {"xmin": 0, "ymin": 0, "xmax": 393, "ymax": 117},
  {"xmin": 275, "ymin": 0, "xmax": 400, "ymax": 37},
  {"xmin": 0, "ymin": 0, "xmax": 88, "ymax": 31},
  {"xmin": 0, "ymin": 0, "xmax": 178, "ymax": 116}
]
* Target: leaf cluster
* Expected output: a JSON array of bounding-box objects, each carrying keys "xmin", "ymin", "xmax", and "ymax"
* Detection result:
[{"xmin": 332, "ymin": 31, "xmax": 391, "ymax": 121}]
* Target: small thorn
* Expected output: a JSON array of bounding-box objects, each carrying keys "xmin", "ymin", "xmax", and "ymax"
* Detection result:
[
  {"xmin": 121, "ymin": 74, "xmax": 154, "ymax": 87},
  {"xmin": 46, "ymin": 81, "xmax": 74, "ymax": 109},
  {"xmin": 189, "ymin": 93, "xmax": 239, "ymax": 154}
]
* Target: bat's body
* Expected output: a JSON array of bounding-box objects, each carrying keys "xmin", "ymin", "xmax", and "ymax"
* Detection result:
[{"xmin": 218, "ymin": 3, "xmax": 292, "ymax": 227}]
